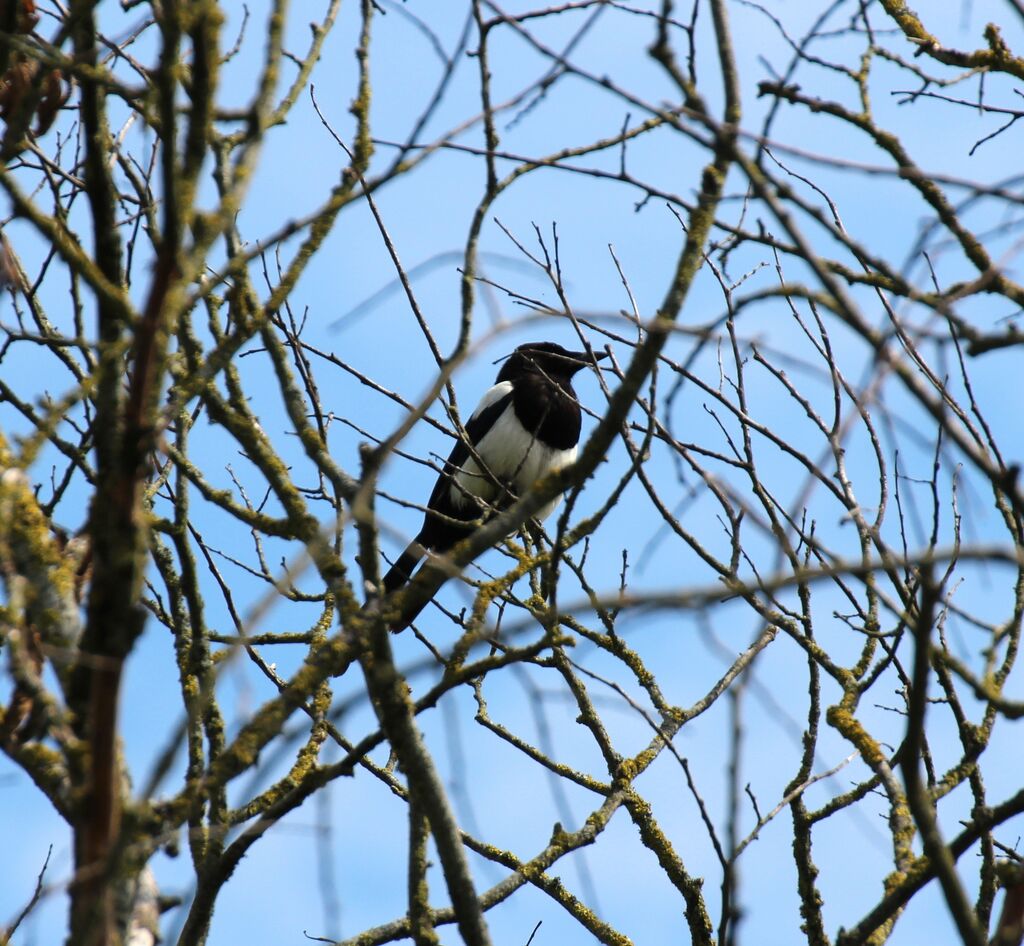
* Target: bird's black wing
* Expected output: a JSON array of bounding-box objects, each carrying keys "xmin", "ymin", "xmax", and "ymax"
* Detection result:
[
  {"xmin": 421, "ymin": 389, "xmax": 514, "ymax": 548},
  {"xmin": 382, "ymin": 389, "xmax": 513, "ymax": 595}
]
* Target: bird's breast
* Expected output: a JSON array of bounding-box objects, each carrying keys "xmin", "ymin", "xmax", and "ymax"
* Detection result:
[{"xmin": 449, "ymin": 402, "xmax": 577, "ymax": 518}]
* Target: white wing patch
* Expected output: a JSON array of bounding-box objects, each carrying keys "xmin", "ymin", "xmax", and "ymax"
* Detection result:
[
  {"xmin": 449, "ymin": 396, "xmax": 576, "ymax": 525},
  {"xmin": 469, "ymin": 381, "xmax": 514, "ymax": 420}
]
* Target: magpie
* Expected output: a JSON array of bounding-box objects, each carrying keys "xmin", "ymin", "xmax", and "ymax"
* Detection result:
[{"xmin": 381, "ymin": 341, "xmax": 606, "ymax": 614}]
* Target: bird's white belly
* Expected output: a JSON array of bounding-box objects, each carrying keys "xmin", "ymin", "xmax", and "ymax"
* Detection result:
[{"xmin": 450, "ymin": 403, "xmax": 577, "ymax": 523}]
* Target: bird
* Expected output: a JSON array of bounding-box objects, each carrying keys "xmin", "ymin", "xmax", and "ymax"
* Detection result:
[{"xmin": 380, "ymin": 341, "xmax": 607, "ymax": 620}]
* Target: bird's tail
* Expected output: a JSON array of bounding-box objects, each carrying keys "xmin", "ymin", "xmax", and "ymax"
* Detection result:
[{"xmin": 382, "ymin": 542, "xmax": 424, "ymax": 594}]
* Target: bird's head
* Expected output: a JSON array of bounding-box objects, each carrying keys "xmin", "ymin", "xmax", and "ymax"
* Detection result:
[{"xmin": 497, "ymin": 341, "xmax": 607, "ymax": 383}]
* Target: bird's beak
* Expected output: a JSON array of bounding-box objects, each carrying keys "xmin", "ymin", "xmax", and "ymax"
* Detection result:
[{"xmin": 564, "ymin": 348, "xmax": 607, "ymax": 375}]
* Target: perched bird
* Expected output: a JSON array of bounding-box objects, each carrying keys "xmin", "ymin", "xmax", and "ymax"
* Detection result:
[{"xmin": 381, "ymin": 341, "xmax": 606, "ymax": 616}]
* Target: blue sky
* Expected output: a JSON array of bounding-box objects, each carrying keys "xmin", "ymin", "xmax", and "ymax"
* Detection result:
[{"xmin": 3, "ymin": 2, "xmax": 1024, "ymax": 944}]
